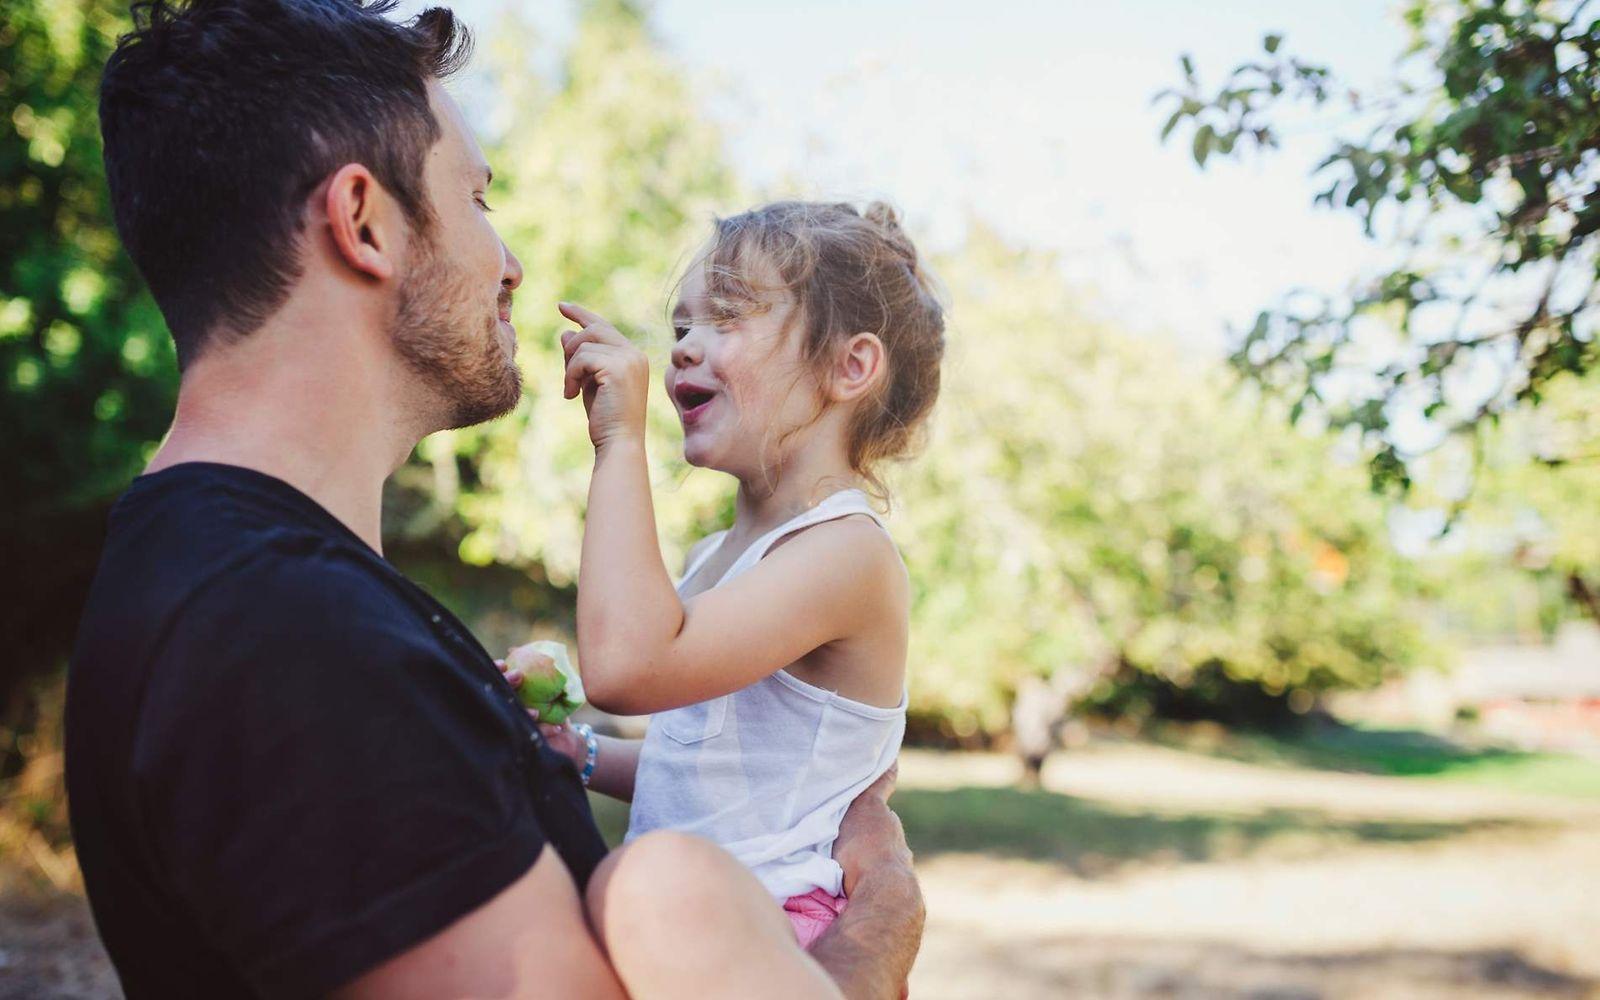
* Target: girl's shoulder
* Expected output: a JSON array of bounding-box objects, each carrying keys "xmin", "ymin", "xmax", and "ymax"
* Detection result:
[{"xmin": 769, "ymin": 514, "xmax": 908, "ymax": 597}]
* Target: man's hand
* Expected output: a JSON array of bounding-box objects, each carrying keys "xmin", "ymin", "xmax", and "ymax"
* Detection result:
[
  {"xmin": 813, "ymin": 761, "xmax": 924, "ymax": 999},
  {"xmin": 835, "ymin": 762, "xmax": 913, "ymax": 896}
]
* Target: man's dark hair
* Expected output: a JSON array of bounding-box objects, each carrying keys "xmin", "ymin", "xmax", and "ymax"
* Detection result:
[{"xmin": 100, "ymin": 0, "xmax": 471, "ymax": 369}]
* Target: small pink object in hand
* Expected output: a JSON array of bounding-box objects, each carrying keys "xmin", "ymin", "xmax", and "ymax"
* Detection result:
[{"xmin": 782, "ymin": 888, "xmax": 847, "ymax": 950}]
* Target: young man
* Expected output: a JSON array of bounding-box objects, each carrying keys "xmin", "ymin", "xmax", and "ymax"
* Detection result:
[{"xmin": 65, "ymin": 2, "xmax": 924, "ymax": 997}]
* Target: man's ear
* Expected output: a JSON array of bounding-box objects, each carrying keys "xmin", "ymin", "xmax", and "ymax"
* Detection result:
[
  {"xmin": 831, "ymin": 332, "xmax": 887, "ymax": 403},
  {"xmin": 322, "ymin": 163, "xmax": 398, "ymax": 282}
]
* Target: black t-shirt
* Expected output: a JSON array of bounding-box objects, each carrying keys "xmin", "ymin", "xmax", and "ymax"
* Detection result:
[{"xmin": 65, "ymin": 462, "xmax": 608, "ymax": 999}]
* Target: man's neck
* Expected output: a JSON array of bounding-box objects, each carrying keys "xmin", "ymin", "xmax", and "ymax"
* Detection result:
[{"xmin": 146, "ymin": 318, "xmax": 427, "ymax": 555}]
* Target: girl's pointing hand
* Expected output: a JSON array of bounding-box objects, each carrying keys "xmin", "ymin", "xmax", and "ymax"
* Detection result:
[{"xmin": 558, "ymin": 301, "xmax": 649, "ymax": 450}]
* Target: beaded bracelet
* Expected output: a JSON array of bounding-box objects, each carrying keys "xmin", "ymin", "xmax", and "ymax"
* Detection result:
[{"xmin": 571, "ymin": 721, "xmax": 599, "ymax": 787}]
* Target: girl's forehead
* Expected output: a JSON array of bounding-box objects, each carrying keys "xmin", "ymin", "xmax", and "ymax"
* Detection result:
[
  {"xmin": 677, "ymin": 264, "xmax": 708, "ymax": 301},
  {"xmin": 673, "ymin": 249, "xmax": 796, "ymax": 320}
]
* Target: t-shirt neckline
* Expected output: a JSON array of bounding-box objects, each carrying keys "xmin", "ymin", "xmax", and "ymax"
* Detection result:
[{"xmin": 126, "ymin": 460, "xmax": 369, "ymax": 552}]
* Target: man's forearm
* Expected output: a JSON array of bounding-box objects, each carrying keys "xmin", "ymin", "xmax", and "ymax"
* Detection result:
[{"xmin": 810, "ymin": 862, "xmax": 924, "ymax": 999}]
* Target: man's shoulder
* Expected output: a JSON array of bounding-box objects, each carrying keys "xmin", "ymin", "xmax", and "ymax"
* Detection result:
[
  {"xmin": 169, "ymin": 539, "xmax": 439, "ymax": 682},
  {"xmin": 99, "ymin": 463, "xmax": 418, "ymax": 631},
  {"xmin": 76, "ymin": 468, "xmax": 447, "ymax": 721}
]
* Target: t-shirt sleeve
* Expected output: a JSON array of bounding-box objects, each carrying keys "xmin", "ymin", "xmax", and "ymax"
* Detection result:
[{"xmin": 131, "ymin": 546, "xmax": 546, "ymax": 998}]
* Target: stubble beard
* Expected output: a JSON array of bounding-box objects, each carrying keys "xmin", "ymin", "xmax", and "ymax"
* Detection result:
[{"xmin": 393, "ymin": 232, "xmax": 522, "ymax": 431}]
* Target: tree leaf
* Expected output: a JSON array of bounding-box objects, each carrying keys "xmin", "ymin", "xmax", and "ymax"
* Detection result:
[{"xmin": 1193, "ymin": 123, "xmax": 1215, "ymax": 166}]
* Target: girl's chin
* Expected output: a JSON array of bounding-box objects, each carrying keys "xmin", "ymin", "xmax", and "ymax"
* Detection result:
[
  {"xmin": 681, "ymin": 440, "xmax": 719, "ymax": 469},
  {"xmin": 682, "ymin": 441, "xmax": 747, "ymax": 477}
]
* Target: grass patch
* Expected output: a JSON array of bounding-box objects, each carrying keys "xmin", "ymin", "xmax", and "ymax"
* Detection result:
[
  {"xmin": 1158, "ymin": 721, "xmax": 1600, "ymax": 801},
  {"xmin": 584, "ymin": 780, "xmax": 1520, "ymax": 879},
  {"xmin": 890, "ymin": 785, "xmax": 1517, "ymax": 875}
]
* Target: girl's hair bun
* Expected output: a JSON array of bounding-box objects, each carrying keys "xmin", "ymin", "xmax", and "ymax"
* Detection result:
[{"xmin": 863, "ymin": 201, "xmax": 919, "ymax": 272}]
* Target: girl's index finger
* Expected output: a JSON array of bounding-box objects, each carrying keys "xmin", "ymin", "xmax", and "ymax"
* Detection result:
[{"xmin": 558, "ymin": 301, "xmax": 606, "ymax": 328}]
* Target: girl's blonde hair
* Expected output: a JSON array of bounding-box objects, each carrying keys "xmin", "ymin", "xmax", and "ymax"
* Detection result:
[{"xmin": 696, "ymin": 200, "xmax": 946, "ymax": 501}]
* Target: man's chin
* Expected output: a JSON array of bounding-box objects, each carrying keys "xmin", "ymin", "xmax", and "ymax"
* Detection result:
[{"xmin": 444, "ymin": 367, "xmax": 523, "ymax": 430}]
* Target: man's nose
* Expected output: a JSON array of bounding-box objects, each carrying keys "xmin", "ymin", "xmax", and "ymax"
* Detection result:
[{"xmin": 501, "ymin": 241, "xmax": 524, "ymax": 292}]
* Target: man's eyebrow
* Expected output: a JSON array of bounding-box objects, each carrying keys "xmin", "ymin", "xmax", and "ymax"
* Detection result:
[{"xmin": 483, "ymin": 165, "xmax": 493, "ymax": 186}]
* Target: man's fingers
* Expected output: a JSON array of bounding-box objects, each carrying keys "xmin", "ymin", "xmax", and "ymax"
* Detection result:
[{"xmin": 863, "ymin": 759, "xmax": 899, "ymax": 802}]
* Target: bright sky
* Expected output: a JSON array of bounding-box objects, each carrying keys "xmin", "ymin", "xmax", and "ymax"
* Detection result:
[{"xmin": 439, "ymin": 0, "xmax": 1415, "ymax": 354}]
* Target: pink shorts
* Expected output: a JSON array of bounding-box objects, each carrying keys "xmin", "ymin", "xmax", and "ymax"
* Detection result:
[{"xmin": 783, "ymin": 887, "xmax": 847, "ymax": 949}]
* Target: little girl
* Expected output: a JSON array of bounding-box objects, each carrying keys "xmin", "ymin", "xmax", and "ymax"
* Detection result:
[{"xmin": 523, "ymin": 201, "xmax": 943, "ymax": 949}]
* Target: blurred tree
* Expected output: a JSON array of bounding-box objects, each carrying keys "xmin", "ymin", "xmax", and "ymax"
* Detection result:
[
  {"xmin": 1, "ymin": 0, "xmax": 177, "ymax": 752},
  {"xmin": 890, "ymin": 229, "xmax": 1437, "ymax": 737},
  {"xmin": 1434, "ymin": 367, "xmax": 1600, "ymax": 630},
  {"xmin": 1158, "ymin": 0, "xmax": 1600, "ymax": 622}
]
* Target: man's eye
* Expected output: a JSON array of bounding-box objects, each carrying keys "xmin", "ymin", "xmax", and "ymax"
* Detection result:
[{"xmin": 475, "ymin": 195, "xmax": 493, "ymax": 212}]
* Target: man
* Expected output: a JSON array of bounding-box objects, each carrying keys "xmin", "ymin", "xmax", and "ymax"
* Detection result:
[{"xmin": 64, "ymin": 1, "xmax": 924, "ymax": 996}]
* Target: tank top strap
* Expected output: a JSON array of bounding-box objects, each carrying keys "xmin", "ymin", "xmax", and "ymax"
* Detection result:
[
  {"xmin": 719, "ymin": 489, "xmax": 888, "ymax": 586},
  {"xmin": 677, "ymin": 529, "xmax": 730, "ymax": 591}
]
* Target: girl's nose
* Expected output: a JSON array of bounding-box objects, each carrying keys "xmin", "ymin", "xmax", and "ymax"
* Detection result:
[{"xmin": 671, "ymin": 329, "xmax": 703, "ymax": 369}]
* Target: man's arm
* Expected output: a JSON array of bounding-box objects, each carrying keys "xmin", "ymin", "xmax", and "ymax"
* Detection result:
[
  {"xmin": 811, "ymin": 765, "xmax": 926, "ymax": 999},
  {"xmin": 334, "ymin": 846, "xmax": 626, "ymax": 999}
]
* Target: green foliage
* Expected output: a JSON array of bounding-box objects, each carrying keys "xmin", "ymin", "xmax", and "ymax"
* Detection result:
[
  {"xmin": 1158, "ymin": 1, "xmax": 1600, "ymax": 497},
  {"xmin": 1, "ymin": 0, "xmax": 177, "ymax": 708},
  {"xmin": 1426, "ymin": 366, "xmax": 1600, "ymax": 629},
  {"xmin": 1, "ymin": 0, "xmax": 176, "ymax": 512},
  {"xmin": 889, "ymin": 230, "xmax": 1436, "ymax": 735}
]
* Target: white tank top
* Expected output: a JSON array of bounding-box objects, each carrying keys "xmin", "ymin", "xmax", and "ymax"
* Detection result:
[{"xmin": 624, "ymin": 488, "xmax": 908, "ymax": 901}]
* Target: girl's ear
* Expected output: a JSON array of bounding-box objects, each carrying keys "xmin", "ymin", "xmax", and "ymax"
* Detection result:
[
  {"xmin": 831, "ymin": 332, "xmax": 887, "ymax": 403},
  {"xmin": 320, "ymin": 162, "xmax": 399, "ymax": 282}
]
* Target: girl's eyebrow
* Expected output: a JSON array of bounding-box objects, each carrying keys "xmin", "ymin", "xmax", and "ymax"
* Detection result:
[{"xmin": 671, "ymin": 301, "xmax": 692, "ymax": 323}]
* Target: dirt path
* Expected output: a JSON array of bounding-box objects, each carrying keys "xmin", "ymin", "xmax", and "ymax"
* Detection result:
[{"xmin": 900, "ymin": 746, "xmax": 1600, "ymax": 999}]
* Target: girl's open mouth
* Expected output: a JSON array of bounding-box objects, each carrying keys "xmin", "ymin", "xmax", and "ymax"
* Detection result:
[{"xmin": 674, "ymin": 384, "xmax": 718, "ymax": 425}]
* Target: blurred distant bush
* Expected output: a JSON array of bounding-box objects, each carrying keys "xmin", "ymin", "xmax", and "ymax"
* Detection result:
[{"xmin": 889, "ymin": 231, "xmax": 1437, "ymax": 737}]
